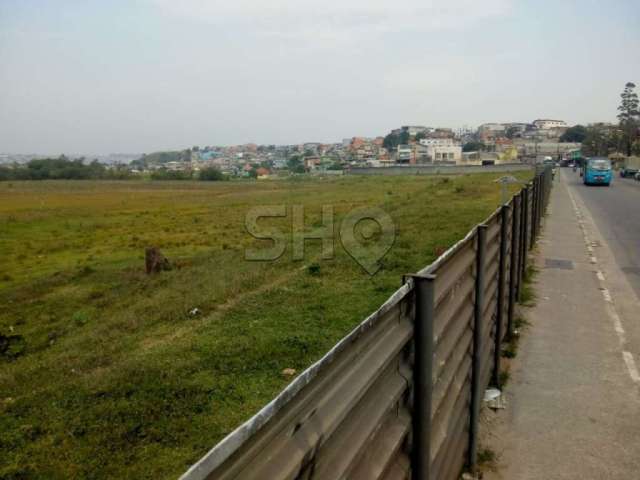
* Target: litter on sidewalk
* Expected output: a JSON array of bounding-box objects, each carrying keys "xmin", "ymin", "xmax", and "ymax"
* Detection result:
[{"xmin": 484, "ymin": 388, "xmax": 507, "ymax": 410}]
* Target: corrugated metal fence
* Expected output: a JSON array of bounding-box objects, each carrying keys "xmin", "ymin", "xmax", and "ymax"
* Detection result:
[{"xmin": 181, "ymin": 168, "xmax": 553, "ymax": 480}]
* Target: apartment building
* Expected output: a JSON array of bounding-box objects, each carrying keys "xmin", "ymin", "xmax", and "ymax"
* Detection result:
[
  {"xmin": 478, "ymin": 123, "xmax": 507, "ymax": 142},
  {"xmin": 418, "ymin": 138, "xmax": 462, "ymax": 163},
  {"xmin": 533, "ymin": 119, "xmax": 568, "ymax": 130},
  {"xmin": 397, "ymin": 145, "xmax": 414, "ymax": 163}
]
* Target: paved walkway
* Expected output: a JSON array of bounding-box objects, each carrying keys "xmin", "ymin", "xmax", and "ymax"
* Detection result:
[{"xmin": 484, "ymin": 173, "xmax": 640, "ymax": 479}]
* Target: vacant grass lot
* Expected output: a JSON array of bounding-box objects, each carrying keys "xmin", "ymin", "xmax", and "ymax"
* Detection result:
[{"xmin": 0, "ymin": 172, "xmax": 530, "ymax": 479}]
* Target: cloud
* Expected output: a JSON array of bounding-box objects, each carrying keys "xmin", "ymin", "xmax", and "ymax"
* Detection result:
[{"xmin": 147, "ymin": 0, "xmax": 513, "ymax": 44}]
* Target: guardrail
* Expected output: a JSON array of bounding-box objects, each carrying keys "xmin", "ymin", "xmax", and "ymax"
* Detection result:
[{"xmin": 181, "ymin": 168, "xmax": 553, "ymax": 480}]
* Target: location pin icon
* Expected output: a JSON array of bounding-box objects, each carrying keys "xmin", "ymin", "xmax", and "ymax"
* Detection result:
[{"xmin": 340, "ymin": 207, "xmax": 396, "ymax": 275}]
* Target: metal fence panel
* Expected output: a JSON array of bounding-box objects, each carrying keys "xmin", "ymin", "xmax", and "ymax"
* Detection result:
[{"xmin": 180, "ymin": 168, "xmax": 553, "ymax": 480}]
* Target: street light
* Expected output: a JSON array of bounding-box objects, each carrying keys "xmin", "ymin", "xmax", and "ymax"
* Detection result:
[{"xmin": 494, "ymin": 175, "xmax": 526, "ymax": 205}]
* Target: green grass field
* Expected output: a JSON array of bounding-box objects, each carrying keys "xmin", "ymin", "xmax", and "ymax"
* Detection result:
[{"xmin": 0, "ymin": 173, "xmax": 530, "ymax": 479}]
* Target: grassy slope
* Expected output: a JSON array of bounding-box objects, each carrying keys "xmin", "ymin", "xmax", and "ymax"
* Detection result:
[{"xmin": 0, "ymin": 173, "xmax": 530, "ymax": 479}]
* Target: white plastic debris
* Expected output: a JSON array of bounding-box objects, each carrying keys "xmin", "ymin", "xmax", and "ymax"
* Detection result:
[
  {"xmin": 189, "ymin": 308, "xmax": 201, "ymax": 317},
  {"xmin": 484, "ymin": 388, "xmax": 507, "ymax": 410},
  {"xmin": 484, "ymin": 388, "xmax": 501, "ymax": 402}
]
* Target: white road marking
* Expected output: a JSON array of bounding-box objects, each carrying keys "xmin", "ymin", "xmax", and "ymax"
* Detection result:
[
  {"xmin": 622, "ymin": 352, "xmax": 640, "ymax": 383},
  {"xmin": 605, "ymin": 304, "xmax": 627, "ymax": 342},
  {"xmin": 566, "ymin": 183, "xmax": 639, "ymax": 384}
]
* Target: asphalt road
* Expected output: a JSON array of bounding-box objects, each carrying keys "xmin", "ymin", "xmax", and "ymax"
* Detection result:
[{"xmin": 564, "ymin": 168, "xmax": 640, "ymax": 297}]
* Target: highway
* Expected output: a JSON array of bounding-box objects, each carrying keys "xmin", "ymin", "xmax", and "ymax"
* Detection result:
[{"xmin": 564, "ymin": 168, "xmax": 640, "ymax": 297}]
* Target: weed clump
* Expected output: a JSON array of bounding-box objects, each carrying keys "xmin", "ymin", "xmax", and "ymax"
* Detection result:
[
  {"xmin": 499, "ymin": 369, "xmax": 511, "ymax": 388},
  {"xmin": 0, "ymin": 333, "xmax": 26, "ymax": 361},
  {"xmin": 307, "ymin": 263, "xmax": 321, "ymax": 276},
  {"xmin": 478, "ymin": 447, "xmax": 497, "ymax": 465},
  {"xmin": 76, "ymin": 265, "xmax": 96, "ymax": 278},
  {"xmin": 519, "ymin": 265, "xmax": 538, "ymax": 306}
]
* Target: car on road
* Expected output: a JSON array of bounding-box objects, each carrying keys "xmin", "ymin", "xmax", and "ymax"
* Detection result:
[
  {"xmin": 584, "ymin": 157, "xmax": 612, "ymax": 186},
  {"xmin": 620, "ymin": 156, "xmax": 640, "ymax": 178},
  {"xmin": 635, "ymin": 171, "xmax": 640, "ymax": 181}
]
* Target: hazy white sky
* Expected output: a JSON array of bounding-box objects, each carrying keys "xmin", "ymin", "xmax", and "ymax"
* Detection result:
[{"xmin": 1, "ymin": 0, "xmax": 639, "ymax": 154}]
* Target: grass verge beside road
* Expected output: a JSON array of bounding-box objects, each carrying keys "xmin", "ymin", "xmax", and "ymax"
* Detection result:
[{"xmin": 0, "ymin": 172, "xmax": 531, "ymax": 479}]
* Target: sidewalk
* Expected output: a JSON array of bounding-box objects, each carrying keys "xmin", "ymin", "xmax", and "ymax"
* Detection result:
[{"xmin": 484, "ymin": 175, "xmax": 640, "ymax": 479}]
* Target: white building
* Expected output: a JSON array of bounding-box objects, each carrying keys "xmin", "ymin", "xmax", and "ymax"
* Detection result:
[
  {"xmin": 403, "ymin": 125, "xmax": 429, "ymax": 136},
  {"xmin": 419, "ymin": 138, "xmax": 456, "ymax": 147},
  {"xmin": 419, "ymin": 138, "xmax": 462, "ymax": 163},
  {"xmin": 478, "ymin": 123, "xmax": 506, "ymax": 133},
  {"xmin": 533, "ymin": 119, "xmax": 567, "ymax": 130},
  {"xmin": 430, "ymin": 145, "xmax": 461, "ymax": 163},
  {"xmin": 397, "ymin": 145, "xmax": 413, "ymax": 163}
]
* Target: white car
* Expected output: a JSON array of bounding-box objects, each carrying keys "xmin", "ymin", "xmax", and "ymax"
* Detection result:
[{"xmin": 635, "ymin": 172, "xmax": 640, "ymax": 181}]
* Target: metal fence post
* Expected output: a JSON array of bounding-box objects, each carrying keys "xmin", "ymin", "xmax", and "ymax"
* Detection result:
[
  {"xmin": 531, "ymin": 174, "xmax": 542, "ymax": 238},
  {"xmin": 410, "ymin": 274, "xmax": 436, "ymax": 480},
  {"xmin": 493, "ymin": 206, "xmax": 508, "ymax": 387},
  {"xmin": 531, "ymin": 173, "xmax": 543, "ymax": 238},
  {"xmin": 544, "ymin": 170, "xmax": 549, "ymax": 207},
  {"xmin": 544, "ymin": 171, "xmax": 548, "ymax": 207},
  {"xmin": 531, "ymin": 176, "xmax": 538, "ymax": 245},
  {"xmin": 469, "ymin": 225, "xmax": 487, "ymax": 472},
  {"xmin": 508, "ymin": 194, "xmax": 520, "ymax": 338},
  {"xmin": 536, "ymin": 174, "xmax": 542, "ymax": 234},
  {"xmin": 527, "ymin": 183, "xmax": 534, "ymax": 252},
  {"xmin": 518, "ymin": 186, "xmax": 529, "ymax": 300}
]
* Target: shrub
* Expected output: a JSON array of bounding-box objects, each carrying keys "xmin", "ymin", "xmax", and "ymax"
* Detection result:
[
  {"xmin": 150, "ymin": 169, "xmax": 193, "ymax": 181},
  {"xmin": 307, "ymin": 263, "xmax": 321, "ymax": 276},
  {"xmin": 199, "ymin": 167, "xmax": 226, "ymax": 181}
]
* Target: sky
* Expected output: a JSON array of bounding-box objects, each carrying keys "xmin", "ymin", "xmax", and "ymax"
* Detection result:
[{"xmin": 1, "ymin": 0, "xmax": 639, "ymax": 154}]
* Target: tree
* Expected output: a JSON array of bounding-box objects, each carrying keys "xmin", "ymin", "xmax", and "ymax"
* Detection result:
[
  {"xmin": 180, "ymin": 149, "xmax": 192, "ymax": 162},
  {"xmin": 581, "ymin": 125, "xmax": 617, "ymax": 157},
  {"xmin": 150, "ymin": 168, "xmax": 193, "ymax": 180},
  {"xmin": 287, "ymin": 155, "xmax": 305, "ymax": 173},
  {"xmin": 383, "ymin": 130, "xmax": 411, "ymax": 150},
  {"xmin": 415, "ymin": 132, "xmax": 427, "ymax": 142},
  {"xmin": 462, "ymin": 141, "xmax": 485, "ymax": 152},
  {"xmin": 559, "ymin": 125, "xmax": 588, "ymax": 143},
  {"xmin": 0, "ymin": 166, "xmax": 13, "ymax": 181},
  {"xmin": 617, "ymin": 82, "xmax": 639, "ymax": 156},
  {"xmin": 0, "ymin": 156, "xmax": 125, "ymax": 181},
  {"xmin": 198, "ymin": 166, "xmax": 225, "ymax": 181},
  {"xmin": 383, "ymin": 133, "xmax": 398, "ymax": 150}
]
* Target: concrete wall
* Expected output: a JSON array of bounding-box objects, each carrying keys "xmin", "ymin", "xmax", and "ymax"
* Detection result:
[{"xmin": 346, "ymin": 163, "xmax": 533, "ymax": 176}]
